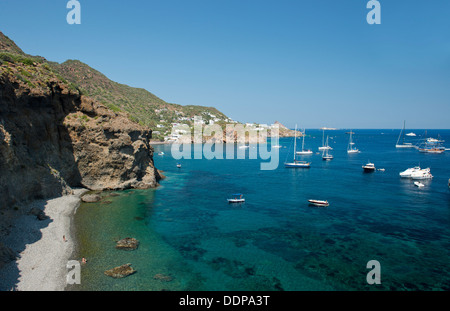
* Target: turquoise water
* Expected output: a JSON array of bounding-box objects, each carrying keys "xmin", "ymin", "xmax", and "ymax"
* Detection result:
[{"xmin": 73, "ymin": 129, "xmax": 450, "ymax": 291}]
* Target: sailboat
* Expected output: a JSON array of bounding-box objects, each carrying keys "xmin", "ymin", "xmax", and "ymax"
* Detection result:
[
  {"xmin": 296, "ymin": 129, "xmax": 313, "ymax": 155},
  {"xmin": 396, "ymin": 121, "xmax": 415, "ymax": 148},
  {"xmin": 347, "ymin": 130, "xmax": 360, "ymax": 154},
  {"xmin": 285, "ymin": 124, "xmax": 311, "ymax": 168},
  {"xmin": 322, "ymin": 136, "xmax": 333, "ymax": 161},
  {"xmin": 318, "ymin": 128, "xmax": 333, "ymax": 151}
]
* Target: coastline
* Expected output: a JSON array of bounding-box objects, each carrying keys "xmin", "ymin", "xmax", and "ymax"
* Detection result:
[{"xmin": 0, "ymin": 188, "xmax": 88, "ymax": 291}]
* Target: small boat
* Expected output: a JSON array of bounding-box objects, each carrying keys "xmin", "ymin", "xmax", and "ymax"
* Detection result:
[
  {"xmin": 322, "ymin": 136, "xmax": 333, "ymax": 161},
  {"xmin": 158, "ymin": 152, "xmax": 165, "ymax": 156},
  {"xmin": 377, "ymin": 168, "xmax": 385, "ymax": 172},
  {"xmin": 362, "ymin": 162, "xmax": 376, "ymax": 172},
  {"xmin": 227, "ymin": 193, "xmax": 245, "ymax": 203},
  {"xmin": 176, "ymin": 163, "xmax": 182, "ymax": 168},
  {"xmin": 414, "ymin": 181, "xmax": 425, "ymax": 188},
  {"xmin": 272, "ymin": 145, "xmax": 282, "ymax": 149},
  {"xmin": 406, "ymin": 132, "xmax": 416, "ymax": 137},
  {"xmin": 308, "ymin": 199, "xmax": 329, "ymax": 207},
  {"xmin": 238, "ymin": 145, "xmax": 250, "ymax": 149}
]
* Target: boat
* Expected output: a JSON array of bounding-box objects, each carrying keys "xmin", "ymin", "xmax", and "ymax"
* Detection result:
[
  {"xmin": 308, "ymin": 199, "xmax": 329, "ymax": 207},
  {"xmin": 238, "ymin": 145, "xmax": 250, "ymax": 149},
  {"xmin": 322, "ymin": 136, "xmax": 333, "ymax": 161},
  {"xmin": 227, "ymin": 193, "xmax": 245, "ymax": 203},
  {"xmin": 176, "ymin": 163, "xmax": 182, "ymax": 168},
  {"xmin": 396, "ymin": 121, "xmax": 415, "ymax": 148},
  {"xmin": 318, "ymin": 129, "xmax": 333, "ymax": 151},
  {"xmin": 296, "ymin": 129, "xmax": 313, "ymax": 155},
  {"xmin": 399, "ymin": 166, "xmax": 423, "ymax": 178},
  {"xmin": 414, "ymin": 181, "xmax": 425, "ymax": 188},
  {"xmin": 377, "ymin": 168, "xmax": 385, "ymax": 172},
  {"xmin": 418, "ymin": 147, "xmax": 445, "ymax": 154},
  {"xmin": 285, "ymin": 124, "xmax": 311, "ymax": 168},
  {"xmin": 272, "ymin": 145, "xmax": 282, "ymax": 149},
  {"xmin": 406, "ymin": 132, "xmax": 416, "ymax": 137},
  {"xmin": 347, "ymin": 130, "xmax": 360, "ymax": 154},
  {"xmin": 362, "ymin": 162, "xmax": 376, "ymax": 172},
  {"xmin": 417, "ymin": 132, "xmax": 445, "ymax": 153},
  {"xmin": 158, "ymin": 152, "xmax": 165, "ymax": 156},
  {"xmin": 410, "ymin": 169, "xmax": 433, "ymax": 180}
]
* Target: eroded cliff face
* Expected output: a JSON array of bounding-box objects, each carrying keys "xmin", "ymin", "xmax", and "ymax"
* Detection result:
[{"xmin": 0, "ymin": 61, "xmax": 160, "ymax": 212}]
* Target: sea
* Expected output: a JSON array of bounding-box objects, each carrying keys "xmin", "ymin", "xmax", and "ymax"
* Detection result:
[{"xmin": 72, "ymin": 129, "xmax": 450, "ymax": 291}]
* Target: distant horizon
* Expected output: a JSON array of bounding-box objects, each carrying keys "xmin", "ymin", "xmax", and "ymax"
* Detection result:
[{"xmin": 1, "ymin": 1, "xmax": 449, "ymax": 129}]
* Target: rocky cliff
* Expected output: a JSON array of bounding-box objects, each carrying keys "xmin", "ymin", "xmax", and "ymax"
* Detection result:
[{"xmin": 0, "ymin": 56, "xmax": 160, "ymax": 213}]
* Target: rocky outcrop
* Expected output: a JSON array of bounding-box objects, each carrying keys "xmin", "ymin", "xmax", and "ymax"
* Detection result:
[
  {"xmin": 116, "ymin": 238, "xmax": 139, "ymax": 250},
  {"xmin": 104, "ymin": 263, "xmax": 136, "ymax": 278},
  {"xmin": 0, "ymin": 60, "xmax": 160, "ymax": 216}
]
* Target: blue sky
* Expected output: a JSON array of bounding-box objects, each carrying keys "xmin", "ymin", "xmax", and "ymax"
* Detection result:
[{"xmin": 0, "ymin": 0, "xmax": 449, "ymax": 129}]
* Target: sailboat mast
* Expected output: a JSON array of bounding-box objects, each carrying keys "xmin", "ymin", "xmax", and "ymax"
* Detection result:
[
  {"xmin": 302, "ymin": 129, "xmax": 305, "ymax": 151},
  {"xmin": 293, "ymin": 124, "xmax": 297, "ymax": 161}
]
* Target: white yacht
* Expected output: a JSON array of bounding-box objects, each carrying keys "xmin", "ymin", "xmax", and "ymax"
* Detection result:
[
  {"xmin": 362, "ymin": 162, "xmax": 376, "ymax": 172},
  {"xmin": 410, "ymin": 169, "xmax": 433, "ymax": 180},
  {"xmin": 399, "ymin": 166, "xmax": 423, "ymax": 178}
]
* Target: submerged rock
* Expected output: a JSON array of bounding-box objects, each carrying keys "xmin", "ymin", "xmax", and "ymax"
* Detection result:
[
  {"xmin": 104, "ymin": 263, "xmax": 136, "ymax": 278},
  {"xmin": 153, "ymin": 274, "xmax": 173, "ymax": 282},
  {"xmin": 81, "ymin": 194, "xmax": 101, "ymax": 203},
  {"xmin": 116, "ymin": 237, "xmax": 139, "ymax": 250}
]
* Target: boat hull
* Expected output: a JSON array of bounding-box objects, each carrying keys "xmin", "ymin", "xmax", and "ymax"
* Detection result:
[
  {"xmin": 308, "ymin": 200, "xmax": 329, "ymax": 207},
  {"xmin": 228, "ymin": 199, "xmax": 245, "ymax": 203},
  {"xmin": 285, "ymin": 162, "xmax": 310, "ymax": 168}
]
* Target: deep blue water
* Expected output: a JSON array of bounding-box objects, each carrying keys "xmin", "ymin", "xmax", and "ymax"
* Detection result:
[{"xmin": 73, "ymin": 129, "xmax": 450, "ymax": 291}]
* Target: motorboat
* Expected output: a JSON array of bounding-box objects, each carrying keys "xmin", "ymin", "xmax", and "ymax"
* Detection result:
[
  {"xmin": 399, "ymin": 166, "xmax": 422, "ymax": 178},
  {"xmin": 176, "ymin": 163, "xmax": 182, "ymax": 168},
  {"xmin": 362, "ymin": 162, "xmax": 376, "ymax": 172},
  {"xmin": 308, "ymin": 199, "xmax": 329, "ymax": 207},
  {"xmin": 227, "ymin": 194, "xmax": 245, "ymax": 203},
  {"xmin": 158, "ymin": 152, "xmax": 165, "ymax": 156},
  {"xmin": 410, "ymin": 169, "xmax": 433, "ymax": 180},
  {"xmin": 414, "ymin": 181, "xmax": 425, "ymax": 188}
]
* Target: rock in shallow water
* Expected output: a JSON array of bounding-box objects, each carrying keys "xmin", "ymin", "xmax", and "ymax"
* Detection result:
[
  {"xmin": 116, "ymin": 237, "xmax": 139, "ymax": 250},
  {"xmin": 104, "ymin": 263, "xmax": 136, "ymax": 278},
  {"xmin": 81, "ymin": 194, "xmax": 101, "ymax": 203}
]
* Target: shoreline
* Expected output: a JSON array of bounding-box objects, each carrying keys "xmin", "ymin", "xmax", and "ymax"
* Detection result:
[{"xmin": 0, "ymin": 188, "xmax": 88, "ymax": 291}]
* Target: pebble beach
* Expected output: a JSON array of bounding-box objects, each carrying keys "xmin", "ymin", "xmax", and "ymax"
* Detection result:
[{"xmin": 0, "ymin": 189, "xmax": 87, "ymax": 291}]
